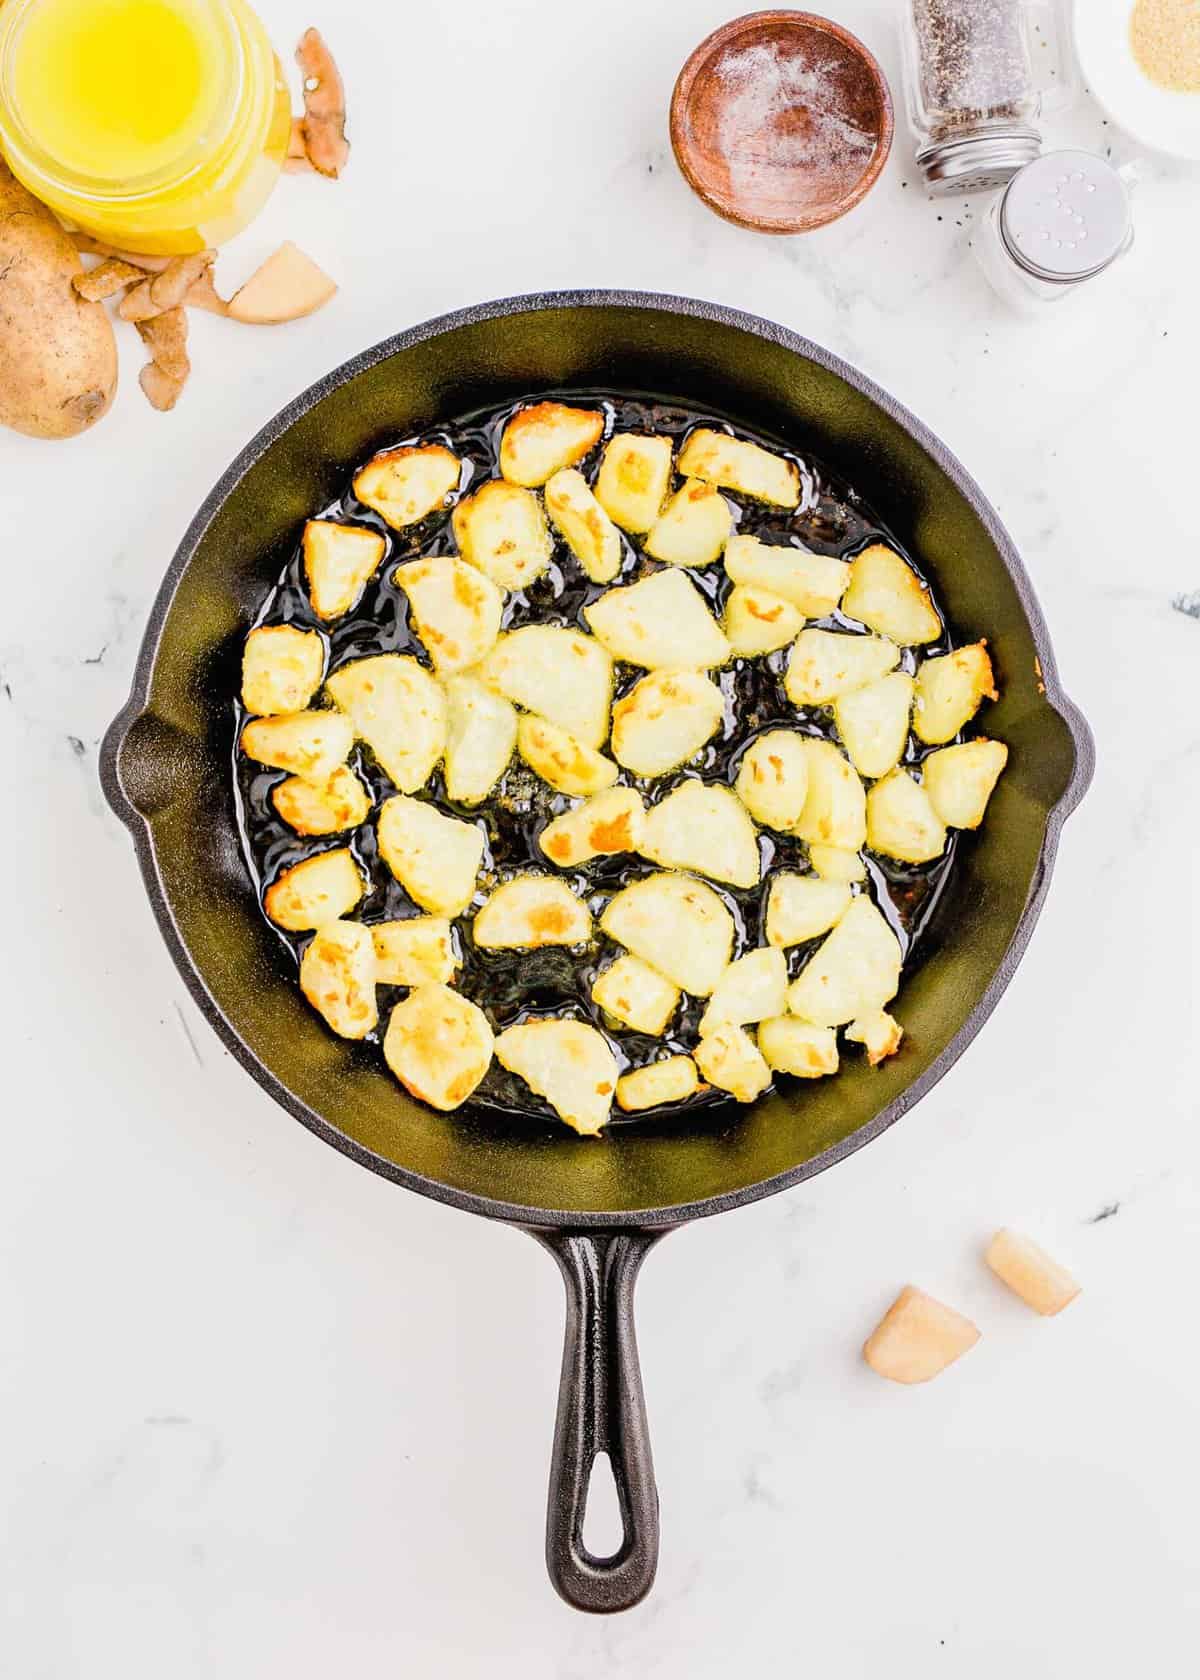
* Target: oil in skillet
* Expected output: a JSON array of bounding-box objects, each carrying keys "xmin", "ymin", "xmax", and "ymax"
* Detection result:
[{"xmin": 231, "ymin": 392, "xmax": 961, "ymax": 1130}]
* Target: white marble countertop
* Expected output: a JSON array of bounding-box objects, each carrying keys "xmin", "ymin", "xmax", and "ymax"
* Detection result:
[{"xmin": 3, "ymin": 1, "xmax": 1199, "ymax": 1672}]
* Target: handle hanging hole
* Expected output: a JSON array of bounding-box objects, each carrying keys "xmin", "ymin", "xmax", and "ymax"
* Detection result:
[{"xmin": 582, "ymin": 1450, "xmax": 624, "ymax": 1560}]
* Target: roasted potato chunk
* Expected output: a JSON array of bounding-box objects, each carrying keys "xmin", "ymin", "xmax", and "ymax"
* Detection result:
[
  {"xmin": 544, "ymin": 468, "xmax": 622, "ymax": 583},
  {"xmin": 592, "ymin": 953, "xmax": 680, "ymax": 1036},
  {"xmin": 377, "ymin": 794, "xmax": 484, "ymax": 916},
  {"xmin": 693, "ymin": 1023, "xmax": 771, "ymax": 1103},
  {"xmin": 863, "ymin": 1287, "xmax": 980, "ymax": 1384},
  {"xmin": 539, "ymin": 787, "xmax": 646, "ymax": 867},
  {"xmin": 785, "ymin": 629, "xmax": 901, "ymax": 707},
  {"xmin": 499, "ymin": 402, "xmax": 604, "ymax": 486},
  {"xmin": 834, "ymin": 672, "xmax": 914, "ymax": 780},
  {"xmin": 584, "ymin": 569, "xmax": 731, "ymax": 670},
  {"xmin": 383, "ymin": 983, "xmax": 494, "ymax": 1111},
  {"xmin": 723, "ymin": 534, "xmax": 848, "ymax": 616},
  {"xmin": 494, "ymin": 1020, "xmax": 618, "ymax": 1136},
  {"xmin": 264, "ymin": 847, "xmax": 365, "ymax": 931},
  {"xmin": 842, "ymin": 545, "xmax": 940, "ymax": 645},
  {"xmin": 442, "ymin": 675, "xmax": 517, "ymax": 806},
  {"xmin": 786, "ymin": 895, "xmax": 901, "ymax": 1027},
  {"xmin": 326, "ymin": 654, "xmax": 445, "ymax": 793},
  {"xmin": 791, "ymin": 739, "xmax": 867, "ymax": 852},
  {"xmin": 644, "ymin": 479, "xmax": 733, "ymax": 567},
  {"xmin": 610, "ymin": 669, "xmax": 724, "ymax": 778},
  {"xmin": 723, "ymin": 584, "xmax": 805, "ymax": 656},
  {"xmin": 302, "ymin": 520, "xmax": 386, "ymax": 621},
  {"xmin": 300, "ymin": 920, "xmax": 378, "ymax": 1039},
  {"xmin": 922, "ymin": 739, "xmax": 1008, "ymax": 829},
  {"xmin": 985, "ymin": 1229, "xmax": 1081, "ymax": 1316},
  {"xmin": 452, "ymin": 479, "xmax": 553, "ymax": 589},
  {"xmin": 473, "ymin": 875, "xmax": 592, "ymax": 948},
  {"xmin": 476, "ymin": 625, "xmax": 613, "ymax": 748},
  {"xmin": 808, "ymin": 843, "xmax": 867, "ymax": 883},
  {"xmin": 677, "ymin": 428, "xmax": 799, "ymax": 508},
  {"xmin": 846, "ymin": 1010, "xmax": 904, "ymax": 1065},
  {"xmin": 242, "ymin": 624, "xmax": 326, "ymax": 716},
  {"xmin": 758, "ymin": 1016, "xmax": 839, "ymax": 1078},
  {"xmin": 866, "ymin": 770, "xmax": 946, "ymax": 864},
  {"xmin": 272, "ymin": 764, "xmax": 371, "ymax": 835},
  {"xmin": 912, "ymin": 643, "xmax": 997, "ymax": 745},
  {"xmin": 616, "ymin": 1056, "xmax": 701, "ymax": 1112},
  {"xmin": 396, "ymin": 554, "xmax": 503, "ymax": 674},
  {"xmin": 639, "ymin": 780, "xmax": 761, "ymax": 890},
  {"xmin": 699, "ymin": 947, "xmax": 788, "ymax": 1035},
  {"xmin": 371, "ymin": 916, "xmax": 457, "ymax": 986},
  {"xmin": 594, "ymin": 432, "xmax": 673, "ymax": 533},
  {"xmin": 241, "ymin": 710, "xmax": 354, "ymax": 785},
  {"xmin": 735, "ymin": 730, "xmax": 810, "ymax": 831},
  {"xmin": 353, "ymin": 445, "xmax": 460, "ymax": 529},
  {"xmin": 765, "ymin": 873, "xmax": 852, "ymax": 947},
  {"xmin": 601, "ymin": 872, "xmax": 734, "ymax": 996},
  {"xmin": 517, "ymin": 715, "xmax": 618, "ymax": 797}
]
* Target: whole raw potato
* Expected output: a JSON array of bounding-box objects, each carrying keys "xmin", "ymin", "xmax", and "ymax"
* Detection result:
[{"xmin": 0, "ymin": 163, "xmax": 118, "ymax": 439}]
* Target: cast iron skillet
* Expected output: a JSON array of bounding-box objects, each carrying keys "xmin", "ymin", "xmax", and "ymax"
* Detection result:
[{"xmin": 100, "ymin": 292, "xmax": 1093, "ymax": 1614}]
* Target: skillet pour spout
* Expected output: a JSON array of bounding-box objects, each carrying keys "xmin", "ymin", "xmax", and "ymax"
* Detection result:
[{"xmin": 100, "ymin": 292, "xmax": 1093, "ymax": 1612}]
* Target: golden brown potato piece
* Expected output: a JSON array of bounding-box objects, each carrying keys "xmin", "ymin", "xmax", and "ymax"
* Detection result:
[
  {"xmin": 264, "ymin": 847, "xmax": 365, "ymax": 931},
  {"xmin": 610, "ymin": 670, "xmax": 724, "ymax": 778},
  {"xmin": 644, "ymin": 480, "xmax": 733, "ymax": 567},
  {"xmin": 985, "ymin": 1230, "xmax": 1081, "ymax": 1316},
  {"xmin": 300, "ymin": 920, "xmax": 378, "ymax": 1039},
  {"xmin": 698, "ymin": 947, "xmax": 788, "ymax": 1035},
  {"xmin": 758, "ymin": 1016, "xmax": 839, "ymax": 1078},
  {"xmin": 325, "ymin": 654, "xmax": 446, "ymax": 793},
  {"xmin": 592, "ymin": 954, "xmax": 680, "ymax": 1036},
  {"xmin": 396, "ymin": 554, "xmax": 503, "ymax": 674},
  {"xmin": 371, "ymin": 917, "xmax": 457, "ymax": 986},
  {"xmin": 786, "ymin": 896, "xmax": 901, "ymax": 1027},
  {"xmin": 791, "ymin": 739, "xmax": 867, "ymax": 852},
  {"xmin": 353, "ymin": 445, "xmax": 460, "ymax": 530},
  {"xmin": 842, "ymin": 545, "xmax": 940, "ymax": 645},
  {"xmin": 383, "ymin": 983, "xmax": 494, "ymax": 1111},
  {"xmin": 584, "ymin": 569, "xmax": 731, "ymax": 670},
  {"xmin": 241, "ymin": 624, "xmax": 326, "ymax": 716},
  {"xmin": 866, "ymin": 770, "xmax": 947, "ymax": 864},
  {"xmin": 785, "ymin": 629, "xmax": 901, "ymax": 707},
  {"xmin": 442, "ymin": 675, "xmax": 517, "ymax": 806},
  {"xmin": 694, "ymin": 1023, "xmax": 772, "ymax": 1103},
  {"xmin": 863, "ymin": 1287, "xmax": 980, "ymax": 1384},
  {"xmin": 494, "ymin": 1020, "xmax": 618, "ymax": 1136},
  {"xmin": 473, "ymin": 875, "xmax": 593, "ymax": 949},
  {"xmin": 834, "ymin": 672, "xmax": 914, "ymax": 781},
  {"xmin": 601, "ymin": 872, "xmax": 734, "ymax": 997},
  {"xmin": 499, "ymin": 402, "xmax": 604, "ymax": 486},
  {"xmin": 452, "ymin": 479, "xmax": 553, "ymax": 589},
  {"xmin": 846, "ymin": 1010, "xmax": 904, "ymax": 1066},
  {"xmin": 677, "ymin": 428, "xmax": 799, "ymax": 508},
  {"xmin": 912, "ymin": 643, "xmax": 998, "ymax": 745},
  {"xmin": 808, "ymin": 843, "xmax": 867, "ymax": 884},
  {"xmin": 477, "ymin": 626, "xmax": 613, "ymax": 747},
  {"xmin": 377, "ymin": 795, "xmax": 484, "ymax": 917},
  {"xmin": 723, "ymin": 584, "xmax": 805, "ymax": 657},
  {"xmin": 272, "ymin": 765, "xmax": 371, "ymax": 835},
  {"xmin": 241, "ymin": 711, "xmax": 354, "ymax": 785},
  {"xmin": 544, "ymin": 468, "xmax": 623, "ymax": 583},
  {"xmin": 303, "ymin": 520, "xmax": 386, "ymax": 621},
  {"xmin": 735, "ymin": 730, "xmax": 810, "ymax": 831},
  {"xmin": 594, "ymin": 433, "xmax": 674, "ymax": 533},
  {"xmin": 639, "ymin": 781, "xmax": 761, "ymax": 890},
  {"xmin": 922, "ymin": 740, "xmax": 1008, "ymax": 830},
  {"xmin": 616, "ymin": 1056, "xmax": 701, "ymax": 1112},
  {"xmin": 765, "ymin": 873, "xmax": 852, "ymax": 947},
  {"xmin": 723, "ymin": 534, "xmax": 848, "ymax": 616},
  {"xmin": 539, "ymin": 787, "xmax": 646, "ymax": 868},
  {"xmin": 517, "ymin": 715, "xmax": 619, "ymax": 797}
]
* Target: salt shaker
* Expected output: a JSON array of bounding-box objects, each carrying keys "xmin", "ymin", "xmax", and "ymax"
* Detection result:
[{"xmin": 972, "ymin": 149, "xmax": 1134, "ymax": 309}]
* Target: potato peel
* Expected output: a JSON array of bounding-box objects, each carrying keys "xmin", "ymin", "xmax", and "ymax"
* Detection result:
[
  {"xmin": 296, "ymin": 28, "xmax": 350, "ymax": 178},
  {"xmin": 72, "ymin": 258, "xmax": 146, "ymax": 301}
]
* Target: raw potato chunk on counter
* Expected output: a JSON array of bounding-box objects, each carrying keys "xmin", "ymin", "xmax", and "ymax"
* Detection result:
[{"xmin": 863, "ymin": 1287, "xmax": 981, "ymax": 1384}]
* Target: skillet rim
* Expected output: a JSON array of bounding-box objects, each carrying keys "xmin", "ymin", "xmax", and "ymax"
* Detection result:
[{"xmin": 100, "ymin": 289, "xmax": 1095, "ymax": 1230}]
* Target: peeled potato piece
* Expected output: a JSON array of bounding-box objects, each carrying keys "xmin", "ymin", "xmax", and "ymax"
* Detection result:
[
  {"xmin": 517, "ymin": 715, "xmax": 618, "ymax": 797},
  {"xmin": 677, "ymin": 428, "xmax": 799, "ymax": 509},
  {"xmin": 494, "ymin": 1020, "xmax": 618, "ymax": 1137},
  {"xmin": 584, "ymin": 569, "xmax": 730, "ymax": 670},
  {"xmin": 377, "ymin": 795, "xmax": 484, "ymax": 917},
  {"xmin": 616, "ymin": 1056, "xmax": 701, "ymax": 1112},
  {"xmin": 396, "ymin": 554, "xmax": 503, "ymax": 674},
  {"xmin": 499, "ymin": 402, "xmax": 604, "ymax": 486},
  {"xmin": 791, "ymin": 739, "xmax": 867, "ymax": 852},
  {"xmin": 922, "ymin": 739, "xmax": 1008, "ymax": 829},
  {"xmin": 473, "ymin": 875, "xmax": 592, "ymax": 949},
  {"xmin": 442, "ymin": 676, "xmax": 517, "ymax": 806},
  {"xmin": 227, "ymin": 240, "xmax": 336, "ymax": 323},
  {"xmin": 866, "ymin": 770, "xmax": 946, "ymax": 864},
  {"xmin": 787, "ymin": 896, "xmax": 901, "ymax": 1028},
  {"xmin": 913, "ymin": 643, "xmax": 997, "ymax": 745},
  {"xmin": 785, "ymin": 629, "xmax": 901, "ymax": 707},
  {"xmin": 723, "ymin": 584, "xmax": 805, "ymax": 657},
  {"xmin": 834, "ymin": 672, "xmax": 914, "ymax": 780},
  {"xmin": 601, "ymin": 872, "xmax": 734, "ymax": 996},
  {"xmin": 985, "ymin": 1229, "xmax": 1081, "ymax": 1317},
  {"xmin": 353, "ymin": 445, "xmax": 460, "ymax": 530},
  {"xmin": 264, "ymin": 847, "xmax": 365, "ymax": 931},
  {"xmin": 644, "ymin": 479, "xmax": 732, "ymax": 567},
  {"xmin": 694, "ymin": 1023, "xmax": 771, "ymax": 1103},
  {"xmin": 544, "ymin": 468, "xmax": 622, "ymax": 583},
  {"xmin": 842, "ymin": 545, "xmax": 940, "ymax": 645},
  {"xmin": 383, "ymin": 983, "xmax": 494, "ymax": 1111},
  {"xmin": 639, "ymin": 780, "xmax": 761, "ymax": 890},
  {"xmin": 846, "ymin": 1010, "xmax": 904, "ymax": 1066},
  {"xmin": 371, "ymin": 916, "xmax": 457, "ymax": 985},
  {"xmin": 594, "ymin": 433, "xmax": 673, "ymax": 533},
  {"xmin": 272, "ymin": 764, "xmax": 370, "ymax": 835},
  {"xmin": 326, "ymin": 654, "xmax": 446, "ymax": 793},
  {"xmin": 735, "ymin": 730, "xmax": 810, "ymax": 831},
  {"xmin": 699, "ymin": 947, "xmax": 788, "ymax": 1035},
  {"xmin": 592, "ymin": 953, "xmax": 679, "ymax": 1036},
  {"xmin": 241, "ymin": 710, "xmax": 354, "ymax": 786},
  {"xmin": 303, "ymin": 520, "xmax": 386, "ymax": 621},
  {"xmin": 765, "ymin": 873, "xmax": 852, "ymax": 947},
  {"xmin": 539, "ymin": 787, "xmax": 646, "ymax": 867},
  {"xmin": 452, "ymin": 479, "xmax": 553, "ymax": 590},
  {"xmin": 610, "ymin": 669, "xmax": 724, "ymax": 778},
  {"xmin": 300, "ymin": 920, "xmax": 378, "ymax": 1039},
  {"xmin": 809, "ymin": 843, "xmax": 867, "ymax": 884},
  {"xmin": 723, "ymin": 534, "xmax": 848, "ymax": 616},
  {"xmin": 863, "ymin": 1286, "xmax": 980, "ymax": 1385},
  {"xmin": 242, "ymin": 624, "xmax": 325, "ymax": 716},
  {"xmin": 476, "ymin": 626, "xmax": 613, "ymax": 748},
  {"xmin": 758, "ymin": 1016, "xmax": 839, "ymax": 1078}
]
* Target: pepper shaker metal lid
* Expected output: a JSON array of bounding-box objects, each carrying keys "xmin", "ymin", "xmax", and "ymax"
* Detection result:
[{"xmin": 999, "ymin": 149, "xmax": 1133, "ymax": 284}]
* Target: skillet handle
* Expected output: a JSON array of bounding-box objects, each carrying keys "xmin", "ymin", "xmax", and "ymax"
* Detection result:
[{"xmin": 532, "ymin": 1227, "xmax": 667, "ymax": 1613}]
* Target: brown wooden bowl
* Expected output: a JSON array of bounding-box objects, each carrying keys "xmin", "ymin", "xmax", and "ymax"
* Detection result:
[{"xmin": 670, "ymin": 10, "xmax": 894, "ymax": 234}]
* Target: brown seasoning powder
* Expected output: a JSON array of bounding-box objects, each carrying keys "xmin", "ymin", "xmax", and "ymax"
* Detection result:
[
  {"xmin": 911, "ymin": 0, "xmax": 1033, "ymax": 132},
  {"xmin": 1130, "ymin": 0, "xmax": 1200, "ymax": 93}
]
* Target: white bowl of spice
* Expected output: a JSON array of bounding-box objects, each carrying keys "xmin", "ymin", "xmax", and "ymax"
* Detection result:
[{"xmin": 1074, "ymin": 0, "xmax": 1200, "ymax": 160}]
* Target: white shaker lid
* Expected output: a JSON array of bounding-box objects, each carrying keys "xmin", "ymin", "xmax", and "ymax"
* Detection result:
[{"xmin": 1000, "ymin": 149, "xmax": 1132, "ymax": 283}]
